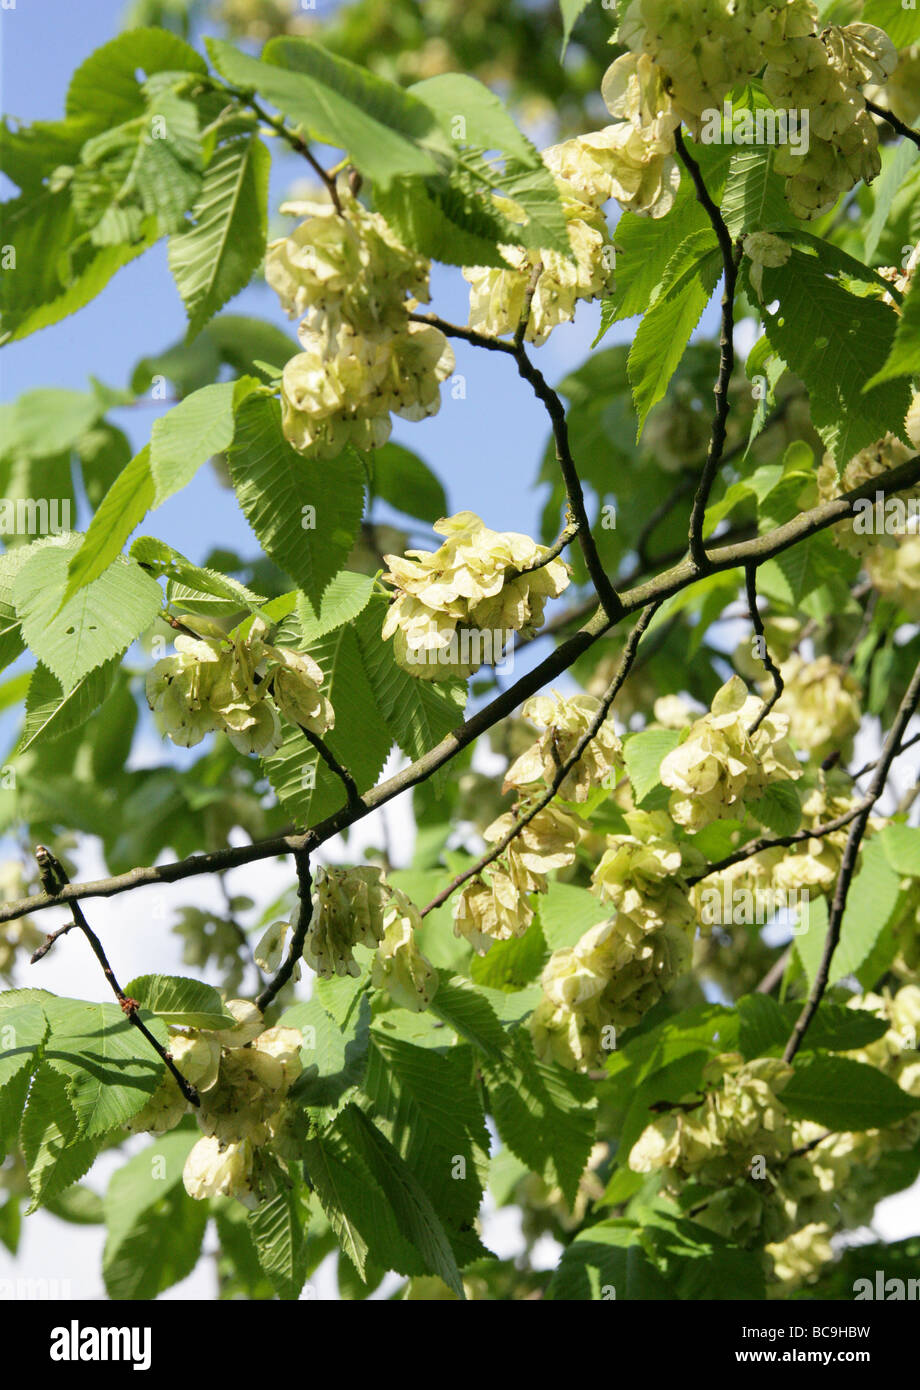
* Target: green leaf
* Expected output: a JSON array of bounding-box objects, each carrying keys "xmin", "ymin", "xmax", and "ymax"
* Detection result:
[
  {"xmin": 247, "ymin": 1179, "xmax": 310, "ymax": 1301},
  {"xmin": 337, "ymin": 1103, "xmax": 465, "ymax": 1297},
  {"xmin": 597, "ymin": 140, "xmax": 732, "ymax": 336},
  {"xmin": 227, "ymin": 396, "xmax": 365, "ymax": 604},
  {"xmin": 623, "ymin": 728, "xmax": 681, "ymax": 806},
  {"xmin": 207, "ymin": 37, "xmax": 446, "ymax": 187},
  {"xmin": 628, "ymin": 230, "xmax": 723, "ymax": 436},
  {"xmin": 471, "ymin": 917, "xmax": 547, "ymax": 992},
  {"xmin": 66, "ymin": 27, "xmax": 207, "ymax": 135},
  {"xmin": 297, "ymin": 572, "xmax": 375, "ymax": 644},
  {"xmin": 149, "ymin": 380, "xmax": 239, "ymax": 505},
  {"xmin": 42, "ymin": 997, "xmax": 168, "ymax": 1137},
  {"xmin": 368, "ymin": 443, "xmax": 448, "ymax": 524},
  {"xmin": 133, "ymin": 90, "xmax": 203, "ymax": 233},
  {"xmin": 547, "ymin": 1218, "xmax": 672, "ymax": 1300},
  {"xmin": 722, "ymin": 146, "xmax": 787, "ymax": 237},
  {"xmin": 482, "ymin": 1030, "xmax": 596, "ymax": 1206},
  {"xmin": 559, "ymin": 0, "xmax": 592, "ymax": 55},
  {"xmin": 103, "ymin": 1130, "xmax": 207, "ymax": 1300},
  {"xmin": 745, "ymin": 780, "xmax": 801, "ymax": 837},
  {"xmin": 860, "ymin": 0, "xmax": 920, "ymax": 46},
  {"xmin": 14, "ymin": 539, "xmax": 162, "ymax": 691},
  {"xmin": 0, "ymin": 189, "xmax": 158, "ymax": 345},
  {"xmin": 757, "ymin": 249, "xmax": 911, "ymax": 463},
  {"xmin": 20, "ymin": 1065, "xmax": 102, "ymax": 1212},
  {"xmin": 428, "ymin": 973, "xmax": 507, "ymax": 1060},
  {"xmin": 363, "ymin": 1033, "xmax": 490, "ymax": 1266},
  {"xmin": 538, "ymin": 881, "xmax": 605, "ymax": 952},
  {"xmin": 878, "ymin": 822, "xmax": 920, "ymax": 877},
  {"xmin": 0, "ymin": 1002, "xmax": 48, "ymax": 1158},
  {"xmin": 0, "ymin": 389, "xmax": 101, "ymax": 459},
  {"xmin": 642, "ymin": 1209, "xmax": 767, "ymax": 1300},
  {"xmin": 355, "ymin": 595, "xmax": 467, "ymax": 778},
  {"xmin": 301, "ymin": 1109, "xmax": 423, "ymax": 1280},
  {"xmin": 864, "ymin": 139, "xmax": 919, "ymax": 264},
  {"xmin": 865, "ymin": 272, "xmax": 920, "ymax": 389},
  {"xmin": 408, "ymin": 73, "xmax": 538, "ymax": 167},
  {"xmin": 782, "ymin": 1054, "xmax": 920, "ymax": 1130},
  {"xmin": 283, "ymin": 993, "xmax": 371, "ymax": 1112},
  {"xmin": 131, "ymin": 535, "xmax": 266, "ymax": 614},
  {"xmin": 796, "ymin": 837, "xmax": 904, "ymax": 989},
  {"xmin": 737, "ymin": 994, "xmax": 889, "ymax": 1058},
  {"xmin": 122, "ymin": 975, "xmax": 236, "ymax": 1030},
  {"xmin": 18, "ymin": 659, "xmax": 118, "ymax": 754},
  {"xmin": 168, "ymin": 134, "xmax": 270, "ymax": 339},
  {"xmin": 62, "ymin": 448, "xmax": 156, "ymax": 605}
]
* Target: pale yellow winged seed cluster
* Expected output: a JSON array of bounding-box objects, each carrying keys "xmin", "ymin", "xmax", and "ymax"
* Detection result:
[
  {"xmin": 146, "ymin": 617, "xmax": 333, "ymax": 755},
  {"xmin": 742, "ymin": 231, "xmax": 792, "ymax": 300},
  {"xmin": 765, "ymin": 22, "xmax": 897, "ymax": 218},
  {"xmin": 770, "ymin": 782, "xmax": 868, "ymax": 898},
  {"xmin": 530, "ymin": 913, "xmax": 695, "ymax": 1070},
  {"xmin": 126, "ymin": 999, "xmax": 303, "ymax": 1209},
  {"xmin": 691, "ymin": 843, "xmax": 787, "ymax": 930},
  {"xmin": 764, "ymin": 1223, "xmax": 835, "ymax": 1292},
  {"xmin": 463, "ymin": 182, "xmax": 615, "ymax": 346},
  {"xmin": 615, "ymin": 0, "xmax": 818, "ymax": 131},
  {"xmin": 304, "ymin": 864, "xmax": 389, "ymax": 979},
  {"xmin": 266, "ymin": 190, "xmax": 454, "ymax": 456},
  {"xmin": 659, "ymin": 676, "xmax": 801, "ymax": 833},
  {"xmin": 455, "ymin": 694, "xmax": 605, "ymax": 956},
  {"xmin": 611, "ymin": 1, "xmax": 897, "ymax": 218},
  {"xmin": 818, "ymin": 433, "xmax": 917, "ymax": 558},
  {"xmin": 381, "ymin": 511, "xmax": 570, "ymax": 680},
  {"xmin": 371, "ymin": 888, "xmax": 439, "ymax": 1011},
  {"xmin": 625, "ymin": 988, "xmax": 920, "ymax": 1278},
  {"xmin": 629, "ymin": 1053, "xmax": 796, "ymax": 1185},
  {"xmin": 532, "ymin": 810, "xmax": 705, "ymax": 1062},
  {"xmin": 592, "ymin": 809, "xmax": 704, "ymax": 936},
  {"xmin": 454, "ymin": 792, "xmax": 583, "ymax": 956},
  {"xmin": 503, "ymin": 692, "xmax": 623, "ymax": 804},
  {"xmin": 817, "ymin": 433, "xmax": 920, "ymax": 616},
  {"xmin": 528, "ymin": 810, "xmax": 708, "ymax": 1067},
  {"xmin": 773, "ymin": 654, "xmax": 861, "ymax": 764},
  {"xmin": 545, "ymin": 54, "xmax": 679, "ymax": 220}
]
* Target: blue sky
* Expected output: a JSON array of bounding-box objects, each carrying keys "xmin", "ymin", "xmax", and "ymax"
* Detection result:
[{"xmin": 0, "ymin": 0, "xmax": 629, "ymax": 564}]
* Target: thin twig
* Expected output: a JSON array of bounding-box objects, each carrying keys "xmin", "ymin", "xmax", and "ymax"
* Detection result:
[
  {"xmin": 865, "ymin": 99, "xmax": 920, "ymax": 151},
  {"xmin": 745, "ymin": 564, "xmax": 784, "ymax": 734},
  {"xmin": 674, "ymin": 128, "xmax": 743, "ymax": 570},
  {"xmin": 223, "ymin": 83, "xmax": 343, "ymax": 211},
  {"xmin": 783, "ymin": 659, "xmax": 920, "ymax": 1064},
  {"xmin": 514, "ymin": 348, "xmax": 623, "ymax": 621},
  {"xmin": 297, "ymin": 724, "xmax": 363, "ymax": 808},
  {"xmin": 30, "ymin": 846, "xmax": 200, "ymax": 1106},
  {"xmin": 420, "ymin": 602, "xmax": 661, "ymax": 916},
  {"xmin": 256, "ymin": 851, "xmax": 313, "ymax": 1012}
]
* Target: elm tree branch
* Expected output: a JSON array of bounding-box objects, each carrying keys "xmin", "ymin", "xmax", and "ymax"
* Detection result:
[
  {"xmin": 4, "ymin": 453, "xmax": 919, "ymax": 926},
  {"xmin": 420, "ymin": 601, "xmax": 661, "ymax": 917},
  {"xmin": 30, "ymin": 846, "xmax": 200, "ymax": 1107},
  {"xmin": 865, "ymin": 99, "xmax": 920, "ymax": 151},
  {"xmin": 783, "ymin": 656, "xmax": 920, "ymax": 1065}
]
